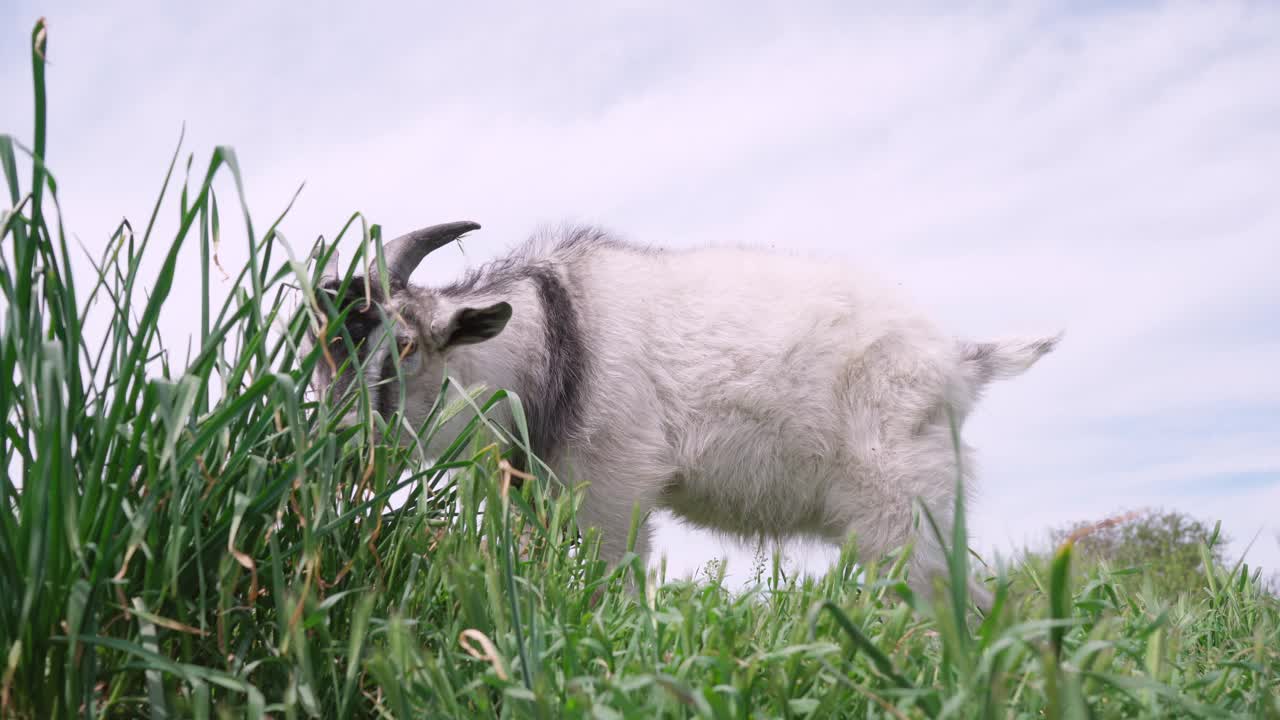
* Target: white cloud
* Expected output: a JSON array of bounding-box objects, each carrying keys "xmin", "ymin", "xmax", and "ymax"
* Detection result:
[{"xmin": 2, "ymin": 0, "xmax": 1277, "ymax": 579}]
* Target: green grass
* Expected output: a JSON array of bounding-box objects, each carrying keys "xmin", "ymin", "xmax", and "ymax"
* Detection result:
[{"xmin": 3, "ymin": 19, "xmax": 1279, "ymax": 719}]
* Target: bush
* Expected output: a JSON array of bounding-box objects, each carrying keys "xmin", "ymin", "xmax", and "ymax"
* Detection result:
[{"xmin": 1048, "ymin": 508, "xmax": 1230, "ymax": 598}]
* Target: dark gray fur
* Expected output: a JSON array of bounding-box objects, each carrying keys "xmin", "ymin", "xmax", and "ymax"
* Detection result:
[
  {"xmin": 520, "ymin": 265, "xmax": 590, "ymax": 462},
  {"xmin": 313, "ymin": 278, "xmax": 389, "ymax": 401},
  {"xmin": 377, "ymin": 349, "xmax": 397, "ymax": 422}
]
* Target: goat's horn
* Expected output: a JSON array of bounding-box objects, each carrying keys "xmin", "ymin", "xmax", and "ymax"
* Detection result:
[{"xmin": 374, "ymin": 220, "xmax": 480, "ymax": 286}]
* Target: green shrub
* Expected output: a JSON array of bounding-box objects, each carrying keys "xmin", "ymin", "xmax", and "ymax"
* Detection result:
[{"xmin": 1048, "ymin": 508, "xmax": 1230, "ymax": 598}]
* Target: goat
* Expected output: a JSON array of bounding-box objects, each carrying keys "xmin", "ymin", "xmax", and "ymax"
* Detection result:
[{"xmin": 304, "ymin": 221, "xmax": 1059, "ymax": 602}]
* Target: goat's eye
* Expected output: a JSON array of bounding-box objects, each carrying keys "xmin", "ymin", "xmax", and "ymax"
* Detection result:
[{"xmin": 396, "ymin": 337, "xmax": 415, "ymax": 356}]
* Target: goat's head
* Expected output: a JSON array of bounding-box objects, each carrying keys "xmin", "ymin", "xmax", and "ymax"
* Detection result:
[{"xmin": 304, "ymin": 221, "xmax": 512, "ymax": 429}]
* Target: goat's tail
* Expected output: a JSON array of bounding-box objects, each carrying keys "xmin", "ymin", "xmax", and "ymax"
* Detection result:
[{"xmin": 958, "ymin": 331, "xmax": 1062, "ymax": 390}]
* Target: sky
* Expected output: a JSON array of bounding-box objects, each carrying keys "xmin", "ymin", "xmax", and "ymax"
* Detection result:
[{"xmin": 2, "ymin": 0, "xmax": 1278, "ymax": 585}]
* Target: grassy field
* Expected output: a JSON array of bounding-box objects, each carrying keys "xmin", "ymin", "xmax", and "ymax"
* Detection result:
[{"xmin": 3, "ymin": 20, "xmax": 1278, "ymax": 719}]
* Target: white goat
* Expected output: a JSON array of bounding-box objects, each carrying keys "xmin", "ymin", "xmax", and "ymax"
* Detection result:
[{"xmin": 306, "ymin": 221, "xmax": 1059, "ymax": 601}]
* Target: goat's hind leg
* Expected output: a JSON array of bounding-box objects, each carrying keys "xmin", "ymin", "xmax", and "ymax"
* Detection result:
[{"xmin": 826, "ymin": 444, "xmax": 990, "ymax": 610}]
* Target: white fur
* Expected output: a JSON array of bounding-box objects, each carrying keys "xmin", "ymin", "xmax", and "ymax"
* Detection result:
[{"xmin": 321, "ymin": 233, "xmax": 1059, "ymax": 602}]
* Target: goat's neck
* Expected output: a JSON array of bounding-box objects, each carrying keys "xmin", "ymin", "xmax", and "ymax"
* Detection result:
[{"xmin": 441, "ymin": 281, "xmax": 544, "ymax": 416}]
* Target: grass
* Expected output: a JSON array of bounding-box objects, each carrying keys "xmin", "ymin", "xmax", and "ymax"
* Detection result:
[{"xmin": 3, "ymin": 19, "xmax": 1279, "ymax": 719}]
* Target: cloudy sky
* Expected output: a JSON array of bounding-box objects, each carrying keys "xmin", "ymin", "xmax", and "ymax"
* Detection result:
[{"xmin": 3, "ymin": 1, "xmax": 1278, "ymax": 583}]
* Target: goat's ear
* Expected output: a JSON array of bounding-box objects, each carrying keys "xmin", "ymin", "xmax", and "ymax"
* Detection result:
[{"xmin": 444, "ymin": 302, "xmax": 512, "ymax": 347}]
